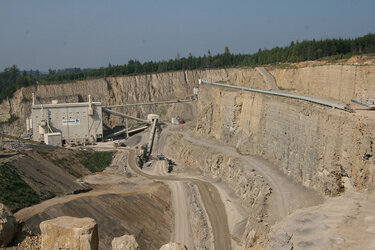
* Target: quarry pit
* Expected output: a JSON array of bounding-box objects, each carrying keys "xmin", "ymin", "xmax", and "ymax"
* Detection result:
[{"xmin": 2, "ymin": 57, "xmax": 375, "ymax": 249}]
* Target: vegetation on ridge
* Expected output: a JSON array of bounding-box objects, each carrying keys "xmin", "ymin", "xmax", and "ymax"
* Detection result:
[
  {"xmin": 0, "ymin": 162, "xmax": 40, "ymax": 211},
  {"xmin": 0, "ymin": 33, "xmax": 374, "ymax": 103},
  {"xmin": 80, "ymin": 151, "xmax": 115, "ymax": 173}
]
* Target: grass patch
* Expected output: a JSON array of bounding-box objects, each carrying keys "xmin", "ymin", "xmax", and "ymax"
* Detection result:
[
  {"xmin": 80, "ymin": 151, "xmax": 114, "ymax": 173},
  {"xmin": 0, "ymin": 162, "xmax": 40, "ymax": 210},
  {"xmin": 52, "ymin": 158, "xmax": 82, "ymax": 178}
]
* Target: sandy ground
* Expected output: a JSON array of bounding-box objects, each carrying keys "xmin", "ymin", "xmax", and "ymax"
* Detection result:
[{"xmin": 268, "ymin": 191, "xmax": 375, "ymax": 249}]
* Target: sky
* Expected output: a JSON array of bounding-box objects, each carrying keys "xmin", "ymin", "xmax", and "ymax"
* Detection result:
[{"xmin": 0, "ymin": 0, "xmax": 374, "ymax": 71}]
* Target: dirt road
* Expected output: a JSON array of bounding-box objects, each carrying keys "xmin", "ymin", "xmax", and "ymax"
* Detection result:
[
  {"xmin": 174, "ymin": 131, "xmax": 323, "ymax": 220},
  {"xmin": 126, "ymin": 149, "xmax": 231, "ymax": 250},
  {"xmin": 151, "ymin": 161, "xmax": 194, "ymax": 249}
]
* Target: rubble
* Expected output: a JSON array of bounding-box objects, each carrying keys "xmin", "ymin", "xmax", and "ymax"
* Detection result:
[
  {"xmin": 159, "ymin": 242, "xmax": 187, "ymax": 250},
  {"xmin": 112, "ymin": 234, "xmax": 139, "ymax": 250}
]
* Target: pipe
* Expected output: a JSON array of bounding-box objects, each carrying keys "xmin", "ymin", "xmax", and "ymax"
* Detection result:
[{"xmin": 199, "ymin": 79, "xmax": 349, "ymax": 111}]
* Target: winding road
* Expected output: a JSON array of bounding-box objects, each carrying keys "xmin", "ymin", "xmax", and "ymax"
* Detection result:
[
  {"xmin": 160, "ymin": 127, "xmax": 323, "ymax": 221},
  {"xmin": 126, "ymin": 149, "xmax": 232, "ymax": 250}
]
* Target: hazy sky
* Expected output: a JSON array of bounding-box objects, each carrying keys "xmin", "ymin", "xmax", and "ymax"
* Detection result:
[{"xmin": 1, "ymin": 0, "xmax": 374, "ymax": 71}]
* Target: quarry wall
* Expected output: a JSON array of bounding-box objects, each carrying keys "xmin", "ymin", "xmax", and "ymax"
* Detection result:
[
  {"xmin": 269, "ymin": 64, "xmax": 375, "ymax": 103},
  {"xmin": 163, "ymin": 133, "xmax": 271, "ymax": 247},
  {"xmin": 0, "ymin": 68, "xmax": 265, "ymax": 135},
  {"xmin": 195, "ymin": 84, "xmax": 375, "ymax": 196},
  {"xmin": 1, "ymin": 64, "xmax": 375, "ymax": 196}
]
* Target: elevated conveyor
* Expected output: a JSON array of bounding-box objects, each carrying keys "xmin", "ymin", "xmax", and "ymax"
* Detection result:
[
  {"xmin": 199, "ymin": 79, "xmax": 350, "ymax": 112},
  {"xmin": 102, "ymin": 108, "xmax": 150, "ymax": 124}
]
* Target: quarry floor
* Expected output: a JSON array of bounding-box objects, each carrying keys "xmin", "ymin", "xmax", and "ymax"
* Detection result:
[{"xmin": 11, "ymin": 124, "xmax": 375, "ymax": 249}]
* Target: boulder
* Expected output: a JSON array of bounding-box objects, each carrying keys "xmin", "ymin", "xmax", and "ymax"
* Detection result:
[
  {"xmin": 159, "ymin": 242, "xmax": 187, "ymax": 250},
  {"xmin": 0, "ymin": 203, "xmax": 17, "ymax": 247},
  {"xmin": 40, "ymin": 216, "xmax": 98, "ymax": 250},
  {"xmin": 112, "ymin": 234, "xmax": 139, "ymax": 250}
]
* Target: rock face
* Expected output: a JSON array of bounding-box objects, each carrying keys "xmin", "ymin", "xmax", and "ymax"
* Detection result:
[
  {"xmin": 40, "ymin": 216, "xmax": 98, "ymax": 250},
  {"xmin": 163, "ymin": 134, "xmax": 271, "ymax": 247},
  {"xmin": 0, "ymin": 203, "xmax": 17, "ymax": 247},
  {"xmin": 0, "ymin": 68, "xmax": 266, "ymax": 135},
  {"xmin": 112, "ymin": 234, "xmax": 139, "ymax": 250},
  {"xmin": 269, "ymin": 64, "xmax": 375, "ymax": 103},
  {"xmin": 159, "ymin": 242, "xmax": 187, "ymax": 250},
  {"xmin": 195, "ymin": 83, "xmax": 375, "ymax": 196},
  {"xmin": 2, "ymin": 64, "xmax": 375, "ymax": 136}
]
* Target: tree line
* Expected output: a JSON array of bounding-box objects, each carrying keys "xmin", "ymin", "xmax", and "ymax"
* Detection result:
[{"xmin": 1, "ymin": 33, "xmax": 374, "ymax": 103}]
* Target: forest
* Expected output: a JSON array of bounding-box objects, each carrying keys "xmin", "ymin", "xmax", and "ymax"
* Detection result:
[{"xmin": 1, "ymin": 33, "xmax": 374, "ymax": 103}]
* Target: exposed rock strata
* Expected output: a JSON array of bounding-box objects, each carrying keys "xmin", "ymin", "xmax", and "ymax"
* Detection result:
[
  {"xmin": 195, "ymin": 84, "xmax": 375, "ymax": 196},
  {"xmin": 0, "ymin": 68, "xmax": 266, "ymax": 134},
  {"xmin": 269, "ymin": 64, "xmax": 375, "ymax": 103},
  {"xmin": 163, "ymin": 134, "xmax": 271, "ymax": 247}
]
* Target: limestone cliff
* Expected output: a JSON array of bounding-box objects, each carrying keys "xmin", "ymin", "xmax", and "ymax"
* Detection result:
[
  {"xmin": 2, "ymin": 64, "xmax": 375, "ymax": 197},
  {"xmin": 269, "ymin": 64, "xmax": 375, "ymax": 103},
  {"xmin": 195, "ymin": 83, "xmax": 375, "ymax": 196},
  {"xmin": 0, "ymin": 68, "xmax": 266, "ymax": 135}
]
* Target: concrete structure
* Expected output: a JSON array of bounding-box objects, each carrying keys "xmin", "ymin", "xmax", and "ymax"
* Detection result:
[
  {"xmin": 44, "ymin": 132, "xmax": 62, "ymax": 147},
  {"xmin": 147, "ymin": 114, "xmax": 159, "ymax": 123},
  {"xmin": 30, "ymin": 95, "xmax": 103, "ymax": 145}
]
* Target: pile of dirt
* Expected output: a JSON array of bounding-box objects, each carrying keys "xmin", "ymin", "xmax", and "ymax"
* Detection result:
[{"xmin": 0, "ymin": 147, "xmax": 114, "ymax": 212}]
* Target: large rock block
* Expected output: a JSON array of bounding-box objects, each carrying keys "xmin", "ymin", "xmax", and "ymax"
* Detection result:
[
  {"xmin": 0, "ymin": 203, "xmax": 17, "ymax": 247},
  {"xmin": 112, "ymin": 234, "xmax": 139, "ymax": 250},
  {"xmin": 40, "ymin": 216, "xmax": 98, "ymax": 250},
  {"xmin": 159, "ymin": 242, "xmax": 187, "ymax": 250}
]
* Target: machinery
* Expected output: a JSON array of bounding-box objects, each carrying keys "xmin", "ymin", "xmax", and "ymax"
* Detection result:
[{"xmin": 29, "ymin": 94, "xmax": 103, "ymax": 146}]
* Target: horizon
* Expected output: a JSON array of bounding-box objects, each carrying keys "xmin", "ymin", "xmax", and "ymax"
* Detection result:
[{"xmin": 1, "ymin": 0, "xmax": 375, "ymax": 71}]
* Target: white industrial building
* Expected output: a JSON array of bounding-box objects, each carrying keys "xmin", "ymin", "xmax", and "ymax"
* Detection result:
[{"xmin": 28, "ymin": 94, "xmax": 103, "ymax": 146}]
